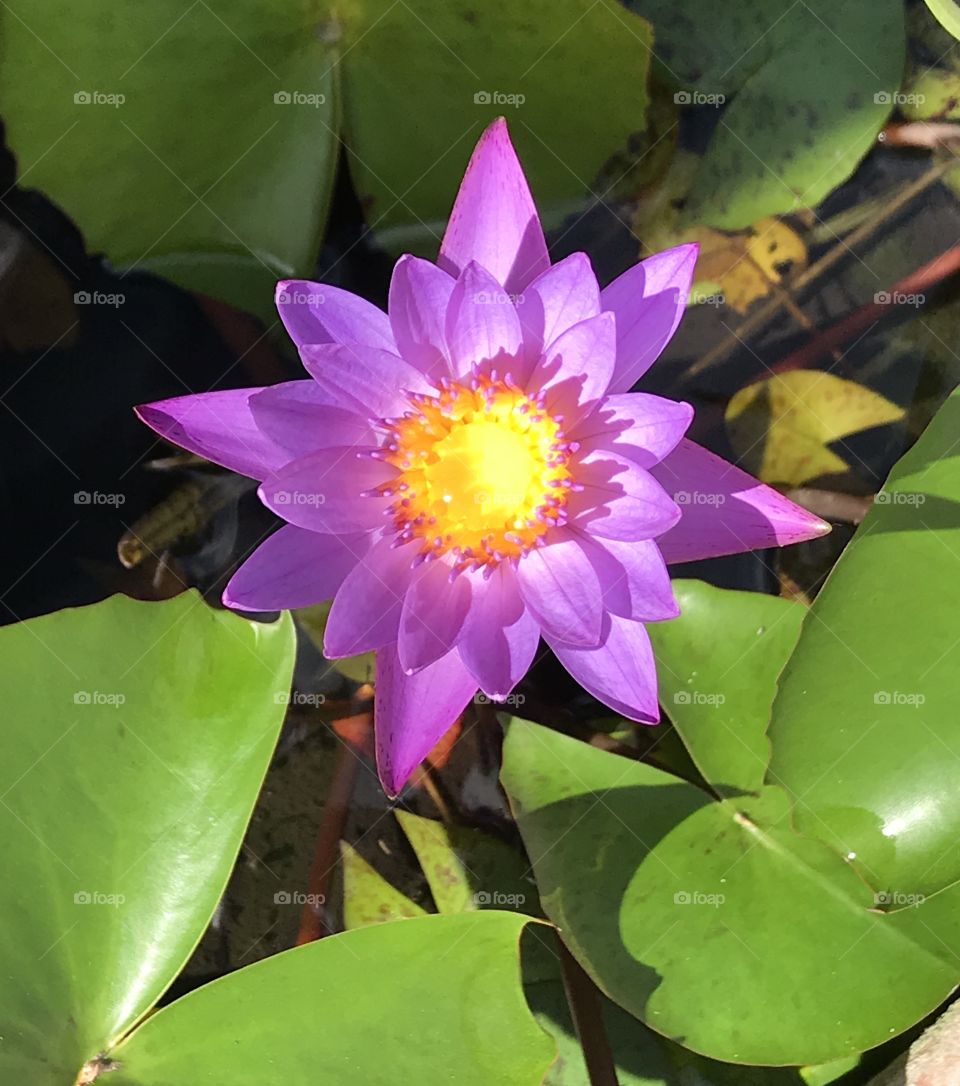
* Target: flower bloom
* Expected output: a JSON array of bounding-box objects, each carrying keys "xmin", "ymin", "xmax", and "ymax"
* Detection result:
[{"xmin": 138, "ymin": 119, "xmax": 828, "ymax": 794}]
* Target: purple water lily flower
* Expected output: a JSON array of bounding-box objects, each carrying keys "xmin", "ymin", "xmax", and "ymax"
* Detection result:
[{"xmin": 138, "ymin": 118, "xmax": 828, "ymax": 795}]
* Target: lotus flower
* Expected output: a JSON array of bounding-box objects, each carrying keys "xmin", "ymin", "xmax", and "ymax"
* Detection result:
[{"xmin": 137, "ymin": 118, "xmax": 828, "ymax": 794}]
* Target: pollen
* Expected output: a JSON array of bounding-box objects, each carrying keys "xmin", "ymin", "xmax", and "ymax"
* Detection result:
[{"xmin": 372, "ymin": 374, "xmax": 579, "ymax": 570}]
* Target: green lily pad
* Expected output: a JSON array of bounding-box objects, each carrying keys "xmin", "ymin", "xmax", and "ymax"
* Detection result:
[
  {"xmin": 631, "ymin": 0, "xmax": 905, "ymax": 228},
  {"xmin": 768, "ymin": 387, "xmax": 960, "ymax": 898},
  {"xmin": 0, "ymin": 592, "xmax": 294, "ymax": 1084},
  {"xmin": 526, "ymin": 929, "xmax": 813, "ymax": 1085},
  {"xmin": 339, "ymin": 0, "xmax": 653, "ymax": 250},
  {"xmin": 0, "ymin": 1, "xmax": 339, "ymax": 310},
  {"xmin": 648, "ymin": 580, "xmax": 804, "ymax": 795},
  {"xmin": 502, "ymin": 720, "xmax": 960, "ymax": 1065},
  {"xmin": 108, "ymin": 912, "xmax": 555, "ymax": 1086}
]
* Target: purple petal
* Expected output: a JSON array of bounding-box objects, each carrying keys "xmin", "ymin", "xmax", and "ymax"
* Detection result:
[
  {"xmin": 531, "ymin": 312, "xmax": 616, "ymax": 420},
  {"xmin": 136, "ymin": 388, "xmax": 288, "ymax": 480},
  {"xmin": 651, "ymin": 439, "xmax": 831, "ymax": 563},
  {"xmin": 258, "ymin": 447, "xmax": 396, "ymax": 533},
  {"xmin": 574, "ymin": 531, "xmax": 678, "ymax": 622},
  {"xmin": 547, "ymin": 613, "xmax": 660, "ymax": 722},
  {"xmin": 445, "ymin": 261, "xmax": 523, "ymax": 374},
  {"xmin": 223, "ymin": 526, "xmax": 370, "ymax": 612},
  {"xmin": 398, "ymin": 558, "xmax": 473, "ymax": 673},
  {"xmin": 324, "ymin": 536, "xmax": 419, "ymax": 657},
  {"xmin": 516, "ymin": 253, "xmax": 601, "ymax": 374},
  {"xmin": 438, "ymin": 118, "xmax": 550, "ymax": 294},
  {"xmin": 602, "ymin": 243, "xmax": 698, "ymax": 393},
  {"xmin": 572, "ymin": 393, "xmax": 693, "ymax": 468},
  {"xmin": 457, "ymin": 565, "xmax": 540, "ymax": 698},
  {"xmin": 516, "ymin": 529, "xmax": 603, "ymax": 646},
  {"xmin": 388, "ymin": 255, "xmax": 455, "ymax": 382},
  {"xmin": 300, "ymin": 343, "xmax": 431, "ymax": 419},
  {"xmin": 375, "ymin": 646, "xmax": 477, "ymax": 796},
  {"xmin": 249, "ymin": 382, "xmax": 376, "ymax": 460},
  {"xmin": 568, "ymin": 450, "xmax": 681, "ymax": 540},
  {"xmin": 276, "ymin": 280, "xmax": 396, "ymax": 352}
]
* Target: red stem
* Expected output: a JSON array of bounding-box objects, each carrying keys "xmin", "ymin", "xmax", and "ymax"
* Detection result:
[
  {"xmin": 295, "ymin": 735, "xmax": 361, "ymax": 944},
  {"xmin": 766, "ymin": 244, "xmax": 960, "ymax": 378}
]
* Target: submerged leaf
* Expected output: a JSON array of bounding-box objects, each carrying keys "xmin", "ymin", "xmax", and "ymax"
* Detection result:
[
  {"xmin": 685, "ymin": 218, "xmax": 807, "ymax": 314},
  {"xmin": 726, "ymin": 372, "xmax": 905, "ymax": 486}
]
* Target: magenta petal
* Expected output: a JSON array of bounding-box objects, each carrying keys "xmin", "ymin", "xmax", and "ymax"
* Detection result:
[
  {"xmin": 249, "ymin": 382, "xmax": 376, "ymax": 459},
  {"xmin": 516, "ymin": 253, "xmax": 601, "ymax": 371},
  {"xmin": 388, "ymin": 255, "xmax": 455, "ymax": 382},
  {"xmin": 398, "ymin": 559, "xmax": 472, "ymax": 673},
  {"xmin": 446, "ymin": 261, "xmax": 523, "ymax": 373},
  {"xmin": 223, "ymin": 526, "xmax": 371, "ymax": 612},
  {"xmin": 300, "ymin": 343, "xmax": 431, "ymax": 419},
  {"xmin": 568, "ymin": 450, "xmax": 681, "ymax": 540},
  {"xmin": 375, "ymin": 646, "xmax": 477, "ymax": 795},
  {"xmin": 602, "ymin": 243, "xmax": 698, "ymax": 393},
  {"xmin": 438, "ymin": 118, "xmax": 550, "ymax": 294},
  {"xmin": 532, "ymin": 312, "xmax": 616, "ymax": 418},
  {"xmin": 275, "ymin": 280, "xmax": 396, "ymax": 352},
  {"xmin": 324, "ymin": 537, "xmax": 418, "ymax": 657},
  {"xmin": 258, "ymin": 447, "xmax": 395, "ymax": 533},
  {"xmin": 458, "ymin": 565, "xmax": 540, "ymax": 698},
  {"xmin": 547, "ymin": 613, "xmax": 660, "ymax": 723},
  {"xmin": 651, "ymin": 439, "xmax": 830, "ymax": 562},
  {"xmin": 517, "ymin": 530, "xmax": 603, "ymax": 646},
  {"xmin": 572, "ymin": 393, "xmax": 693, "ymax": 468},
  {"xmin": 575, "ymin": 532, "xmax": 678, "ymax": 622},
  {"xmin": 136, "ymin": 389, "xmax": 288, "ymax": 480}
]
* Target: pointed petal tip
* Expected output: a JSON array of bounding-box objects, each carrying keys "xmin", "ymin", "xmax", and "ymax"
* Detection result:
[
  {"xmin": 439, "ymin": 118, "xmax": 549, "ymax": 292},
  {"xmin": 134, "ymin": 401, "xmax": 163, "ymax": 428},
  {"xmin": 481, "ymin": 114, "xmax": 511, "ymax": 142},
  {"xmin": 678, "ymin": 240, "xmax": 700, "ymax": 261},
  {"xmin": 775, "ymin": 498, "xmax": 833, "ymax": 547},
  {"xmin": 374, "ymin": 647, "xmax": 476, "ymax": 796},
  {"xmin": 804, "ymin": 511, "xmax": 833, "ymax": 540},
  {"xmin": 376, "ymin": 748, "xmax": 416, "ymax": 799}
]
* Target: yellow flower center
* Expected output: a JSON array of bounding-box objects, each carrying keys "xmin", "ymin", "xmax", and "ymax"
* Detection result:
[{"xmin": 377, "ymin": 375, "xmax": 576, "ymax": 567}]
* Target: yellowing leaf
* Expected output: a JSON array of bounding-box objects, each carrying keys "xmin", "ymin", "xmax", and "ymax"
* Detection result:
[
  {"xmin": 726, "ymin": 372, "xmax": 905, "ymax": 486},
  {"xmin": 340, "ymin": 842, "xmax": 425, "ymax": 929},
  {"xmin": 641, "ymin": 212, "xmax": 807, "ymax": 314},
  {"xmin": 692, "ymin": 218, "xmax": 807, "ymax": 313}
]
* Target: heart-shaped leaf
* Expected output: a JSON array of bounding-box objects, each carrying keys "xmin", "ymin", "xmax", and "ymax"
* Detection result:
[
  {"xmin": 107, "ymin": 912, "xmax": 554, "ymax": 1085},
  {"xmin": 0, "ymin": 592, "xmax": 294, "ymax": 1084},
  {"xmin": 504, "ymin": 721, "xmax": 960, "ymax": 1064}
]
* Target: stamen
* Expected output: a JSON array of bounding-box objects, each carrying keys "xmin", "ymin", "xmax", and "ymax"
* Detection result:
[{"xmin": 369, "ymin": 373, "xmax": 575, "ymax": 568}]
